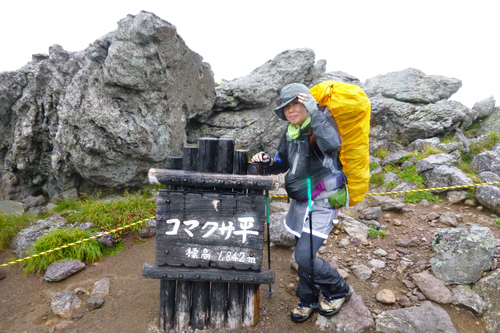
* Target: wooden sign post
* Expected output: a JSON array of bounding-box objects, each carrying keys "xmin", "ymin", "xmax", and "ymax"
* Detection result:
[{"xmin": 143, "ymin": 138, "xmax": 277, "ymax": 332}]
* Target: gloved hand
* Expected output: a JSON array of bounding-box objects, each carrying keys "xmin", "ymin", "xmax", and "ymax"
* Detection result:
[
  {"xmin": 252, "ymin": 151, "xmax": 271, "ymax": 165},
  {"xmin": 298, "ymin": 93, "xmax": 318, "ymax": 115}
]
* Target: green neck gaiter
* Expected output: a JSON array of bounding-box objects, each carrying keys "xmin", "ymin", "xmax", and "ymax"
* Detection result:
[{"xmin": 287, "ymin": 117, "xmax": 311, "ymax": 139}]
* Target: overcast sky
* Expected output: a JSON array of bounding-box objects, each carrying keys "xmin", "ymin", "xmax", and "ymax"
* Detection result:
[{"xmin": 1, "ymin": 0, "xmax": 498, "ymax": 108}]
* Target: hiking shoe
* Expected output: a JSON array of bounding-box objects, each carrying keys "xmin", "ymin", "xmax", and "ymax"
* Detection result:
[
  {"xmin": 317, "ymin": 286, "xmax": 353, "ymax": 316},
  {"xmin": 290, "ymin": 302, "xmax": 315, "ymax": 323}
]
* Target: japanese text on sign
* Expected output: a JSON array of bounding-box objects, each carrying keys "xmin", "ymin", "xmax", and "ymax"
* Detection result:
[{"xmin": 165, "ymin": 217, "xmax": 259, "ymax": 244}]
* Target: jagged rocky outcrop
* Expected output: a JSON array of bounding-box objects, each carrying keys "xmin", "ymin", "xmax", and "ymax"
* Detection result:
[
  {"xmin": 0, "ymin": 11, "xmax": 215, "ymax": 201},
  {"xmin": 1, "ymin": 11, "xmax": 499, "ymax": 212}
]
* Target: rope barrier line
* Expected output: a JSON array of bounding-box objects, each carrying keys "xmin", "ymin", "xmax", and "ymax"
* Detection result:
[
  {"xmin": 366, "ymin": 181, "xmax": 500, "ymax": 196},
  {"xmin": 269, "ymin": 181, "xmax": 500, "ymax": 199},
  {"xmin": 0, "ymin": 217, "xmax": 155, "ymax": 268},
  {"xmin": 2, "ymin": 181, "xmax": 499, "ymax": 269}
]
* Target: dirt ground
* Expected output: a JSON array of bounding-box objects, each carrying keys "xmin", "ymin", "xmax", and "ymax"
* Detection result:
[{"xmin": 1, "ymin": 196, "xmax": 499, "ymax": 333}]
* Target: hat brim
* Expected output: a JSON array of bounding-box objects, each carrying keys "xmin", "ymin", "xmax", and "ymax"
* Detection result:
[{"xmin": 273, "ymin": 96, "xmax": 296, "ymax": 120}]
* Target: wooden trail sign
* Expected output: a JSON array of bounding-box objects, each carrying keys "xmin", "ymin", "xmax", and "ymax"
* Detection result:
[
  {"xmin": 143, "ymin": 137, "xmax": 278, "ymax": 332},
  {"xmin": 155, "ymin": 191, "xmax": 265, "ymax": 270}
]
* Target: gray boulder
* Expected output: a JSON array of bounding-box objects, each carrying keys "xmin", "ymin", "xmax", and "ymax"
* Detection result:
[
  {"xmin": 187, "ymin": 48, "xmax": 327, "ymax": 154},
  {"xmin": 407, "ymin": 138, "xmax": 441, "ymax": 152},
  {"xmin": 50, "ymin": 291, "xmax": 81, "ymax": 318},
  {"xmin": 360, "ymin": 207, "xmax": 383, "ymax": 220},
  {"xmin": 415, "ymin": 153, "xmax": 458, "ymax": 173},
  {"xmin": 0, "ymin": 11, "xmax": 215, "ymax": 201},
  {"xmin": 364, "ymin": 68, "xmax": 461, "ymax": 103},
  {"xmin": 411, "ymin": 272, "xmax": 452, "ymax": 304},
  {"xmin": 479, "ymin": 106, "xmax": 500, "ymax": 134},
  {"xmin": 473, "ymin": 270, "xmax": 500, "ymax": 333},
  {"xmin": 471, "ymin": 149, "xmax": 500, "ymax": 177},
  {"xmin": 140, "ymin": 218, "xmax": 157, "ymax": 238},
  {"xmin": 91, "ymin": 277, "xmax": 111, "ymax": 298},
  {"xmin": 44, "ymin": 260, "xmax": 86, "ymax": 282},
  {"xmin": 86, "ymin": 297, "xmax": 105, "ymax": 310},
  {"xmin": 0, "ymin": 200, "xmax": 24, "ymax": 216},
  {"xmin": 269, "ymin": 212, "xmax": 295, "ymax": 247},
  {"xmin": 420, "ymin": 165, "xmax": 473, "ymax": 193},
  {"xmin": 375, "ymin": 301, "xmax": 457, "ymax": 333},
  {"xmin": 11, "ymin": 214, "xmax": 67, "ymax": 257},
  {"xmin": 365, "ymin": 195, "xmax": 405, "ymax": 211},
  {"xmin": 472, "ymin": 95, "xmax": 496, "ymax": 119},
  {"xmin": 338, "ymin": 213, "xmax": 368, "ymax": 239},
  {"xmin": 369, "ymin": 96, "xmax": 471, "ymax": 147},
  {"xmin": 475, "ymin": 172, "xmax": 500, "ymax": 214},
  {"xmin": 451, "ymin": 285, "xmax": 488, "ymax": 315},
  {"xmin": 431, "ymin": 225, "xmax": 496, "ymax": 284}
]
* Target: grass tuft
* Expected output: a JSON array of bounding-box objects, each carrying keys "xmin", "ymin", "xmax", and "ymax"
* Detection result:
[
  {"xmin": 52, "ymin": 187, "xmax": 157, "ymax": 232},
  {"xmin": 404, "ymin": 191, "xmax": 442, "ymax": 204},
  {"xmin": 0, "ymin": 214, "xmax": 37, "ymax": 251},
  {"xmin": 20, "ymin": 228, "xmax": 103, "ymax": 274}
]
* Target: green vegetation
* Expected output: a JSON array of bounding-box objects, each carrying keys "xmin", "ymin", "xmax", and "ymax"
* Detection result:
[
  {"xmin": 384, "ymin": 180, "xmax": 399, "ymax": 189},
  {"xmin": 404, "ymin": 191, "xmax": 442, "ymax": 204},
  {"xmin": 367, "ymin": 225, "xmax": 387, "ymax": 239},
  {"xmin": 495, "ymin": 219, "xmax": 500, "ymax": 228},
  {"xmin": 1, "ymin": 186, "xmax": 159, "ymax": 274},
  {"xmin": 463, "ymin": 122, "xmax": 481, "ymax": 137},
  {"xmin": 0, "ymin": 214, "xmax": 37, "ymax": 251},
  {"xmin": 406, "ymin": 146, "xmax": 444, "ymax": 161},
  {"xmin": 370, "ymin": 173, "xmax": 384, "ymax": 185},
  {"xmin": 440, "ymin": 135, "xmax": 457, "ymax": 144},
  {"xmin": 21, "ymin": 228, "xmax": 103, "ymax": 274},
  {"xmin": 52, "ymin": 187, "xmax": 157, "ymax": 232},
  {"xmin": 373, "ymin": 147, "xmax": 388, "ymax": 159},
  {"xmin": 369, "ymin": 162, "xmax": 379, "ymax": 171}
]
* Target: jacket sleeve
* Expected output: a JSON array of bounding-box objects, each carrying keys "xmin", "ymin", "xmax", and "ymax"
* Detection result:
[{"xmin": 309, "ymin": 108, "xmax": 342, "ymax": 156}]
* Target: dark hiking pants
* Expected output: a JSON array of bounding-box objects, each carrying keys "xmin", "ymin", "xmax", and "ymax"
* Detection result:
[{"xmin": 294, "ymin": 233, "xmax": 349, "ymax": 305}]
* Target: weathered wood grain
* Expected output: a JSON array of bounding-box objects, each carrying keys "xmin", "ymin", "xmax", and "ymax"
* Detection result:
[
  {"xmin": 142, "ymin": 263, "xmax": 275, "ymax": 284},
  {"xmin": 148, "ymin": 168, "xmax": 279, "ymax": 190}
]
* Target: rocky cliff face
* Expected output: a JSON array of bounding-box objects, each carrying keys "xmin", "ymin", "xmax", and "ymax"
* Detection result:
[
  {"xmin": 0, "ymin": 11, "xmax": 215, "ymax": 200},
  {"xmin": 1, "ymin": 11, "xmax": 498, "ymax": 204}
]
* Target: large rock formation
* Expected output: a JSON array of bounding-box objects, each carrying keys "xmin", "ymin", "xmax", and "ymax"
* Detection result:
[{"xmin": 0, "ymin": 11, "xmax": 215, "ymax": 200}]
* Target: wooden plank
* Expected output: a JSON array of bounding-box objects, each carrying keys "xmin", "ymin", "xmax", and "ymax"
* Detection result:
[
  {"xmin": 142, "ymin": 263, "xmax": 275, "ymax": 284},
  {"xmin": 182, "ymin": 146, "xmax": 199, "ymax": 171},
  {"xmin": 227, "ymin": 283, "xmax": 243, "ymax": 329},
  {"xmin": 248, "ymin": 162, "xmax": 265, "ymax": 176},
  {"xmin": 234, "ymin": 150, "xmax": 248, "ymax": 175},
  {"xmin": 158, "ymin": 280, "xmax": 175, "ymax": 331},
  {"xmin": 191, "ymin": 281, "xmax": 210, "ymax": 330},
  {"xmin": 148, "ymin": 168, "xmax": 278, "ymax": 190},
  {"xmin": 174, "ymin": 281, "xmax": 192, "ymax": 333},
  {"xmin": 243, "ymin": 284, "xmax": 260, "ymax": 327},
  {"xmin": 166, "ymin": 156, "xmax": 183, "ymax": 170},
  {"xmin": 216, "ymin": 138, "xmax": 234, "ymax": 174},
  {"xmin": 210, "ymin": 282, "xmax": 228, "ymax": 329},
  {"xmin": 198, "ymin": 137, "xmax": 218, "ymax": 173}
]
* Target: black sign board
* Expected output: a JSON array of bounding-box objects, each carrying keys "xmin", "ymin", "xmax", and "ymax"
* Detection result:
[{"xmin": 156, "ymin": 190, "xmax": 266, "ymax": 270}]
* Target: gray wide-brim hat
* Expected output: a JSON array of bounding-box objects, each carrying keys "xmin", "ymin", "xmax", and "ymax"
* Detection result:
[{"xmin": 274, "ymin": 83, "xmax": 311, "ymax": 120}]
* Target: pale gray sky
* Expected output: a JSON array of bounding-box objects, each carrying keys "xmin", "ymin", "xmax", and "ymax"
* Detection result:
[{"xmin": 1, "ymin": 0, "xmax": 498, "ymax": 108}]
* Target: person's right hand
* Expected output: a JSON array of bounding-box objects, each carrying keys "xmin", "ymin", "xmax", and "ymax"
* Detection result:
[{"xmin": 251, "ymin": 152, "xmax": 272, "ymax": 165}]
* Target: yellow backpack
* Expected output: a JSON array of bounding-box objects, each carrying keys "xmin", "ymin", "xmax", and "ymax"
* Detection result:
[{"xmin": 310, "ymin": 81, "xmax": 371, "ymax": 206}]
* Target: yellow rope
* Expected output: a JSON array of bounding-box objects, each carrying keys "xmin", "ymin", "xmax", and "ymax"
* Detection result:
[
  {"xmin": 3, "ymin": 181, "xmax": 499, "ymax": 268},
  {"xmin": 0, "ymin": 217, "xmax": 155, "ymax": 268},
  {"xmin": 366, "ymin": 181, "xmax": 500, "ymax": 196}
]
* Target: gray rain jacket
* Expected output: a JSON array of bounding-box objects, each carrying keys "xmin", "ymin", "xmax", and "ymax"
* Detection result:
[{"xmin": 268, "ymin": 106, "xmax": 343, "ymax": 201}]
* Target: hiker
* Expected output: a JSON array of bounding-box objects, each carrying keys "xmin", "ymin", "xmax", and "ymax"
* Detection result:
[{"xmin": 252, "ymin": 83, "xmax": 352, "ymax": 322}]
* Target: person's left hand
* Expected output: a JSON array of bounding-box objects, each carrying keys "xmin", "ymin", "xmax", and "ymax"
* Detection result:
[{"xmin": 298, "ymin": 93, "xmax": 317, "ymax": 115}]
